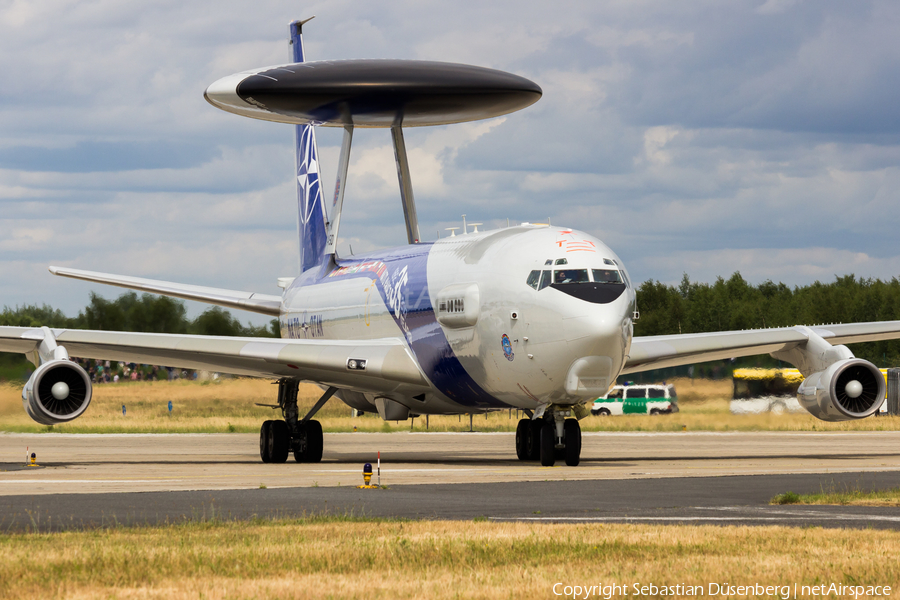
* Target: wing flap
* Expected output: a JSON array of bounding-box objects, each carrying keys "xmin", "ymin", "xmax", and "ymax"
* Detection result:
[{"xmin": 49, "ymin": 266, "xmax": 282, "ymax": 317}]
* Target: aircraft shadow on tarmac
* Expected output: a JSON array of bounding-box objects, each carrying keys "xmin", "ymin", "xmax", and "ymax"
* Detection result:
[{"xmin": 17, "ymin": 451, "xmax": 899, "ymax": 469}]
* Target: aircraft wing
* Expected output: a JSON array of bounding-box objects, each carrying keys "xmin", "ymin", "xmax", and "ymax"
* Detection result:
[
  {"xmin": 624, "ymin": 320, "xmax": 900, "ymax": 374},
  {"xmin": 0, "ymin": 326, "xmax": 429, "ymax": 393},
  {"xmin": 49, "ymin": 266, "xmax": 282, "ymax": 317}
]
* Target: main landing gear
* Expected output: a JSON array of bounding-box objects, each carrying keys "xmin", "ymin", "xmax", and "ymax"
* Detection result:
[
  {"xmin": 515, "ymin": 407, "xmax": 582, "ymax": 467},
  {"xmin": 259, "ymin": 380, "xmax": 337, "ymax": 463}
]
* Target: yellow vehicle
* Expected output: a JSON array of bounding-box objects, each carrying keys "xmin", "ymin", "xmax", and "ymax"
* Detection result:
[{"xmin": 731, "ymin": 368, "xmax": 888, "ymax": 415}]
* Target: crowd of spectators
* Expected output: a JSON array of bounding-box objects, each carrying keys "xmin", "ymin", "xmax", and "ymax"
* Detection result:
[{"xmin": 72, "ymin": 358, "xmax": 198, "ymax": 384}]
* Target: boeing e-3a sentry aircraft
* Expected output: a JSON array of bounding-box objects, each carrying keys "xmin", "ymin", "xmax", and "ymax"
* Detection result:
[{"xmin": 4, "ymin": 19, "xmax": 900, "ymax": 467}]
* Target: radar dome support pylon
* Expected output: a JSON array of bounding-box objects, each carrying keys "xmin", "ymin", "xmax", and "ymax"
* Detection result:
[{"xmin": 203, "ymin": 20, "xmax": 542, "ymax": 251}]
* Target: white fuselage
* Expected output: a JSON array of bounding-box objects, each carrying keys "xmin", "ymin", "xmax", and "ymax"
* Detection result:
[{"xmin": 280, "ymin": 225, "xmax": 636, "ymax": 415}]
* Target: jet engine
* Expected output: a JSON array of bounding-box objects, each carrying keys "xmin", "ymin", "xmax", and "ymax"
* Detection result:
[
  {"xmin": 22, "ymin": 359, "xmax": 93, "ymax": 425},
  {"xmin": 796, "ymin": 358, "xmax": 884, "ymax": 421}
]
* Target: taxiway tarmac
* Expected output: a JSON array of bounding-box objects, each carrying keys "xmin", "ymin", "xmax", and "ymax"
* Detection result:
[
  {"xmin": 3, "ymin": 430, "xmax": 900, "ymax": 494},
  {"xmin": 2, "ymin": 431, "xmax": 900, "ymax": 530}
]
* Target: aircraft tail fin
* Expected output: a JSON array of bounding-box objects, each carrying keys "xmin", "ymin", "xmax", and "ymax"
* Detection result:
[{"xmin": 290, "ymin": 18, "xmax": 328, "ymax": 273}]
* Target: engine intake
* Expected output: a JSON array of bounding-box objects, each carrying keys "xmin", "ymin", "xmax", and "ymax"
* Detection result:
[
  {"xmin": 22, "ymin": 360, "xmax": 93, "ymax": 425},
  {"xmin": 797, "ymin": 358, "xmax": 883, "ymax": 421}
]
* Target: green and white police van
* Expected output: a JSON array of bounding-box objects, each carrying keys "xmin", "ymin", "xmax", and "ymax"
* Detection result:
[{"xmin": 592, "ymin": 384, "xmax": 679, "ymax": 416}]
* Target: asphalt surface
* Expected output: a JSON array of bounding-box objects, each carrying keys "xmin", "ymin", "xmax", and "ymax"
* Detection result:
[
  {"xmin": 5, "ymin": 431, "xmax": 900, "ymax": 495},
  {"xmin": 4, "ymin": 470, "xmax": 900, "ymax": 532}
]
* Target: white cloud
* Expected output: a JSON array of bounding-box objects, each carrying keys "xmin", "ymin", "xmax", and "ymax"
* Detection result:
[
  {"xmin": 0, "ymin": 0, "xmax": 898, "ymax": 324},
  {"xmin": 637, "ymin": 247, "xmax": 900, "ymax": 288}
]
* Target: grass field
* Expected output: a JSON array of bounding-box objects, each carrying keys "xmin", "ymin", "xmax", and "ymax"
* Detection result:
[
  {"xmin": 4, "ymin": 379, "xmax": 899, "ymax": 599},
  {"xmin": 0, "ymin": 516, "xmax": 898, "ymax": 599},
  {"xmin": 772, "ymin": 487, "xmax": 900, "ymax": 506},
  {"xmin": 3, "ymin": 376, "xmax": 900, "ymax": 434}
]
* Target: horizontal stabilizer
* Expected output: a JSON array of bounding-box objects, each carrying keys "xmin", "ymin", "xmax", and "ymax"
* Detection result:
[{"xmin": 49, "ymin": 266, "xmax": 281, "ymax": 317}]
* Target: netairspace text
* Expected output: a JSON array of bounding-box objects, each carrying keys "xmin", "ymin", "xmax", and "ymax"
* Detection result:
[{"xmin": 551, "ymin": 582, "xmax": 892, "ymax": 599}]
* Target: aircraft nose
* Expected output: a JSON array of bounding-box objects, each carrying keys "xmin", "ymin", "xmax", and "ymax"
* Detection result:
[
  {"xmin": 563, "ymin": 311, "xmax": 628, "ymax": 352},
  {"xmin": 559, "ymin": 310, "xmax": 631, "ymax": 398}
]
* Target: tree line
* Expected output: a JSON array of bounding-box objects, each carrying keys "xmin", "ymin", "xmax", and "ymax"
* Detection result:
[
  {"xmin": 3, "ymin": 273, "xmax": 900, "ymax": 381},
  {"xmin": 634, "ymin": 273, "xmax": 900, "ymax": 368},
  {"xmin": 0, "ymin": 292, "xmax": 278, "ymax": 380}
]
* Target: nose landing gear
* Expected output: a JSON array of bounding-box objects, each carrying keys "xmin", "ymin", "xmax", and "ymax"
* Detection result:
[
  {"xmin": 259, "ymin": 380, "xmax": 335, "ymax": 464},
  {"xmin": 515, "ymin": 406, "xmax": 583, "ymax": 467}
]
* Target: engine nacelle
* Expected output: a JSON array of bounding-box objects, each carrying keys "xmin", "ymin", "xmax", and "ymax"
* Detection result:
[
  {"xmin": 22, "ymin": 360, "xmax": 93, "ymax": 425},
  {"xmin": 797, "ymin": 358, "xmax": 884, "ymax": 421}
]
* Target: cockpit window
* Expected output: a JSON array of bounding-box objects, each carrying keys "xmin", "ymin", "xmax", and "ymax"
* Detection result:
[
  {"xmin": 603, "ymin": 258, "xmax": 615, "ymax": 266},
  {"xmin": 614, "ymin": 260, "xmax": 631, "ymax": 287},
  {"xmin": 539, "ymin": 270, "xmax": 552, "ymax": 290},
  {"xmin": 544, "ymin": 259, "xmax": 553, "ymax": 265},
  {"xmin": 555, "ymin": 258, "xmax": 568, "ymax": 265},
  {"xmin": 526, "ymin": 270, "xmax": 540, "ymax": 290},
  {"xmin": 592, "ymin": 269, "xmax": 623, "ymax": 284},
  {"xmin": 554, "ymin": 269, "xmax": 589, "ymax": 284}
]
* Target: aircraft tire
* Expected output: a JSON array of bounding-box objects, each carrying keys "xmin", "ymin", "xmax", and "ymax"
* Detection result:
[
  {"xmin": 305, "ymin": 420, "xmax": 324, "ymax": 463},
  {"xmin": 564, "ymin": 418, "xmax": 581, "ymax": 467},
  {"xmin": 269, "ymin": 420, "xmax": 290, "ymax": 463},
  {"xmin": 539, "ymin": 421, "xmax": 555, "ymax": 467},
  {"xmin": 292, "ymin": 425, "xmax": 305, "ymax": 463},
  {"xmin": 515, "ymin": 419, "xmax": 530, "ymax": 460},
  {"xmin": 259, "ymin": 420, "xmax": 273, "ymax": 463},
  {"xmin": 527, "ymin": 420, "xmax": 542, "ymax": 460}
]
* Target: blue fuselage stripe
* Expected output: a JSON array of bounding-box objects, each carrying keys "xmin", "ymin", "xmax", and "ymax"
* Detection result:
[{"xmin": 291, "ymin": 244, "xmax": 506, "ymax": 408}]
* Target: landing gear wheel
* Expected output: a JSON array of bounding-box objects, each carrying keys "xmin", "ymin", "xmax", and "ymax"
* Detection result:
[
  {"xmin": 305, "ymin": 420, "xmax": 324, "ymax": 463},
  {"xmin": 259, "ymin": 420, "xmax": 273, "ymax": 463},
  {"xmin": 564, "ymin": 418, "xmax": 581, "ymax": 466},
  {"xmin": 292, "ymin": 425, "xmax": 305, "ymax": 463},
  {"xmin": 269, "ymin": 420, "xmax": 290, "ymax": 463},
  {"xmin": 527, "ymin": 420, "xmax": 542, "ymax": 460},
  {"xmin": 293, "ymin": 420, "xmax": 324, "ymax": 463},
  {"xmin": 515, "ymin": 419, "xmax": 530, "ymax": 460},
  {"xmin": 539, "ymin": 421, "xmax": 555, "ymax": 467}
]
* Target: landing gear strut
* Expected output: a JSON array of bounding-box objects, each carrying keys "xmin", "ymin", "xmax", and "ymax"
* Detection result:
[
  {"xmin": 259, "ymin": 380, "xmax": 336, "ymax": 464},
  {"xmin": 514, "ymin": 407, "xmax": 582, "ymax": 467}
]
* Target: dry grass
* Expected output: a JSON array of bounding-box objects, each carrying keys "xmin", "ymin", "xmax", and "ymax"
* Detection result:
[
  {"xmin": 0, "ymin": 518, "xmax": 898, "ymax": 599},
  {"xmin": 2, "ymin": 376, "xmax": 900, "ymax": 433},
  {"xmin": 0, "ymin": 378, "xmax": 331, "ymax": 434},
  {"xmin": 773, "ymin": 487, "xmax": 900, "ymax": 506}
]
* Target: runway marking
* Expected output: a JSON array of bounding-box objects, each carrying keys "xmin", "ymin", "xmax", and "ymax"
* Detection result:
[
  {"xmin": 701, "ymin": 506, "xmax": 900, "ymax": 522},
  {"xmin": 493, "ymin": 507, "xmax": 900, "ymax": 524},
  {"xmin": 493, "ymin": 517, "xmax": 809, "ymax": 522},
  {"xmin": 0, "ymin": 479, "xmax": 189, "ymax": 484}
]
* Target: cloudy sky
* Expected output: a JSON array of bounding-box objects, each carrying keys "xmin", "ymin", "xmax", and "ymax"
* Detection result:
[{"xmin": 1, "ymin": 0, "xmax": 898, "ymax": 324}]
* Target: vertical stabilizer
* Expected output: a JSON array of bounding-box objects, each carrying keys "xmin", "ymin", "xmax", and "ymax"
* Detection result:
[{"xmin": 290, "ymin": 19, "xmax": 327, "ymax": 273}]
